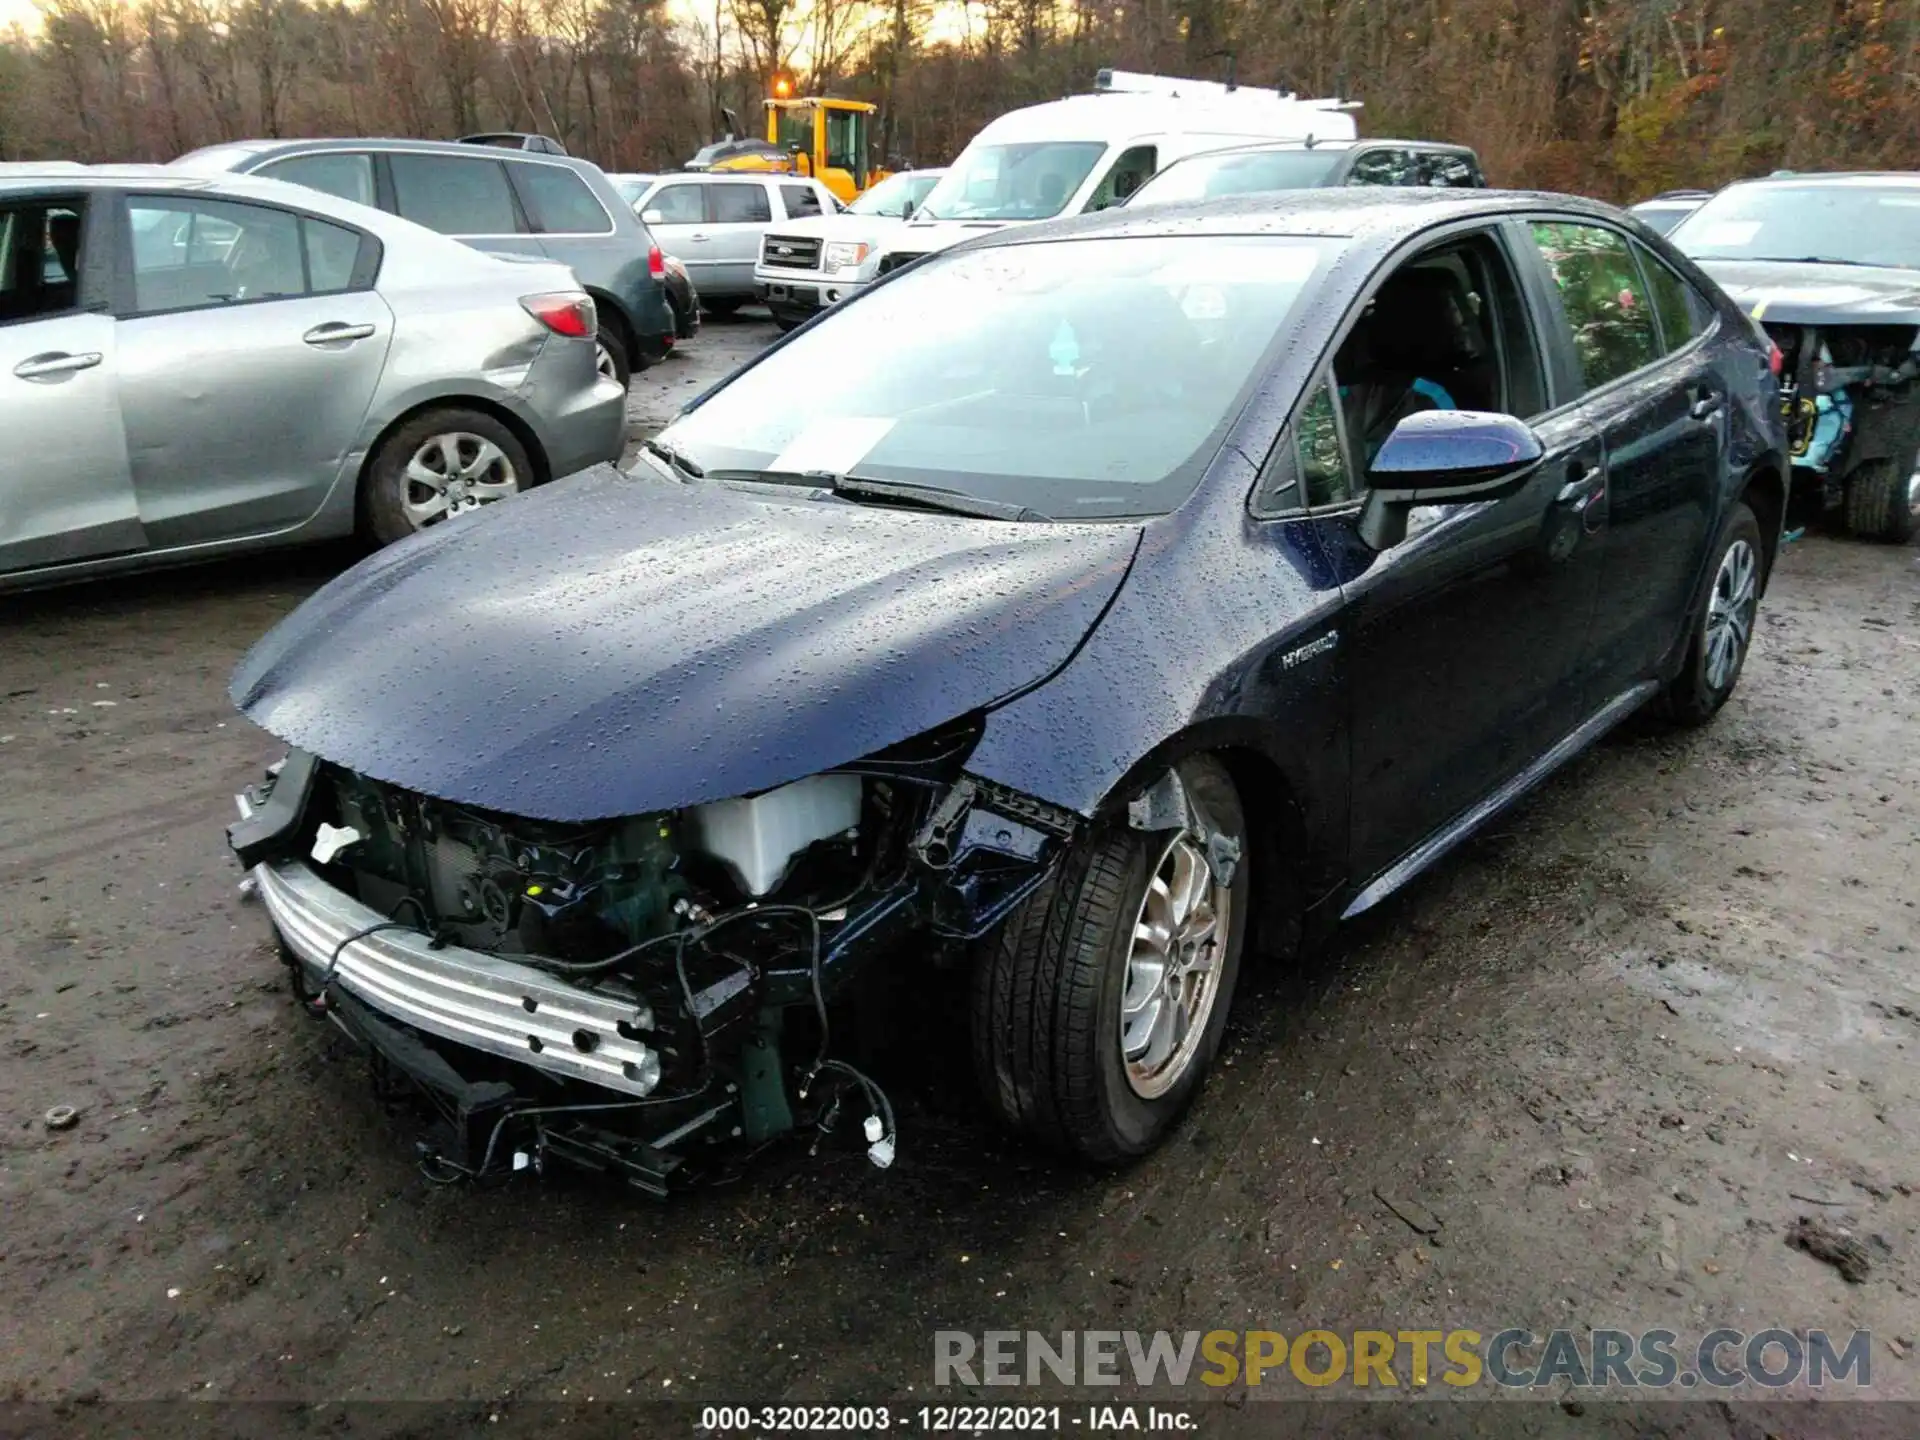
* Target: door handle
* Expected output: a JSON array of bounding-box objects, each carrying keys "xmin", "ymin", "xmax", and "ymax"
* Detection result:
[
  {"xmin": 688, "ymin": 233, "xmax": 712, "ymax": 242},
  {"xmin": 1689, "ymin": 387, "xmax": 1722, "ymax": 420},
  {"xmin": 13, "ymin": 350, "xmax": 102, "ymax": 380},
  {"xmin": 303, "ymin": 322, "xmax": 377, "ymax": 346}
]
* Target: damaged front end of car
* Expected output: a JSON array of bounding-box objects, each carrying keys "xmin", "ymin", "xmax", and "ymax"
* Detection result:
[
  {"xmin": 1765, "ymin": 319, "xmax": 1920, "ymax": 504},
  {"xmin": 228, "ymin": 720, "xmax": 1079, "ymax": 1195}
]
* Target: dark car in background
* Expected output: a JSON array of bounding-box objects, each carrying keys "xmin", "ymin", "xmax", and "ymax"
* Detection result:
[
  {"xmin": 1673, "ymin": 172, "xmax": 1920, "ymax": 542},
  {"xmin": 609, "ymin": 173, "xmax": 700, "ymax": 339},
  {"xmin": 173, "ymin": 138, "xmax": 677, "ymax": 388},
  {"xmin": 227, "ymin": 189, "xmax": 1783, "ymax": 1191},
  {"xmin": 1126, "ymin": 137, "xmax": 1484, "ymax": 208}
]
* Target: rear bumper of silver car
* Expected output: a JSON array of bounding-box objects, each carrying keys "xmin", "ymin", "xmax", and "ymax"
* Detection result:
[{"xmin": 241, "ymin": 792, "xmax": 662, "ymax": 1097}]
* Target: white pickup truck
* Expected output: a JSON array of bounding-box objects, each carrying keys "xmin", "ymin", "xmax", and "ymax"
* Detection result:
[{"xmin": 753, "ymin": 169, "xmax": 945, "ymax": 331}]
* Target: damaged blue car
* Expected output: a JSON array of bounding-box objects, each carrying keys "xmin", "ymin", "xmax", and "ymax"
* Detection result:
[{"xmin": 229, "ymin": 189, "xmax": 1785, "ymax": 1190}]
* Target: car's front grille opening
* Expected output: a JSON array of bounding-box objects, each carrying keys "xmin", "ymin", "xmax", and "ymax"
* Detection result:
[{"xmin": 761, "ymin": 234, "xmax": 823, "ymax": 269}]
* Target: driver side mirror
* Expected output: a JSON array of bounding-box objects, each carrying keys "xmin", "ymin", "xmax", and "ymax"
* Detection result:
[
  {"xmin": 641, "ymin": 209, "xmax": 665, "ymax": 226},
  {"xmin": 1357, "ymin": 410, "xmax": 1544, "ymax": 551}
]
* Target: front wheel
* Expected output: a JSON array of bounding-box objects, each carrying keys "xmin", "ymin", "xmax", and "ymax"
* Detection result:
[
  {"xmin": 703, "ymin": 297, "xmax": 742, "ymax": 319},
  {"xmin": 361, "ymin": 409, "xmax": 534, "ymax": 547},
  {"xmin": 969, "ymin": 755, "xmax": 1249, "ymax": 1164},
  {"xmin": 771, "ymin": 309, "xmax": 806, "ymax": 334},
  {"xmin": 1665, "ymin": 501, "xmax": 1762, "ymax": 726},
  {"xmin": 1843, "ymin": 456, "xmax": 1918, "ymax": 543}
]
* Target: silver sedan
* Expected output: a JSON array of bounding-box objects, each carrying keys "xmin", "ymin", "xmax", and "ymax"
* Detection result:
[{"xmin": 0, "ymin": 166, "xmax": 626, "ymax": 591}]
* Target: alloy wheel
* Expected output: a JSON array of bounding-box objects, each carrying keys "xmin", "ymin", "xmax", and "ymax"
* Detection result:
[
  {"xmin": 1704, "ymin": 537, "xmax": 1758, "ymax": 690},
  {"xmin": 595, "ymin": 340, "xmax": 620, "ymax": 383},
  {"xmin": 401, "ymin": 432, "xmax": 520, "ymax": 530},
  {"xmin": 1120, "ymin": 801, "xmax": 1235, "ymax": 1100}
]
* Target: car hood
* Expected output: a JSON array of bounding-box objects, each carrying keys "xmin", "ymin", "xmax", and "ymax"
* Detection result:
[
  {"xmin": 1694, "ymin": 258, "xmax": 1920, "ymax": 329},
  {"xmin": 232, "ymin": 466, "xmax": 1140, "ymax": 822},
  {"xmin": 882, "ymin": 218, "xmax": 1022, "ymax": 258}
]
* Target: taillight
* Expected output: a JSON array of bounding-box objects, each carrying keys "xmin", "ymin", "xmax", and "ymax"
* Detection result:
[
  {"xmin": 648, "ymin": 244, "xmax": 666, "ymax": 280},
  {"xmin": 521, "ymin": 291, "xmax": 596, "ymax": 339},
  {"xmin": 1768, "ymin": 342, "xmax": 1784, "ymax": 376}
]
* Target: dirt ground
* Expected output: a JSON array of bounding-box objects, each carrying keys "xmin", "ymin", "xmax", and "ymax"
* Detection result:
[{"xmin": 1, "ymin": 314, "xmax": 1915, "ymax": 1435}]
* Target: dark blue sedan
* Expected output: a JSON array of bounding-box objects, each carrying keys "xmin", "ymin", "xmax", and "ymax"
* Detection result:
[{"xmin": 226, "ymin": 189, "xmax": 1787, "ymax": 1185}]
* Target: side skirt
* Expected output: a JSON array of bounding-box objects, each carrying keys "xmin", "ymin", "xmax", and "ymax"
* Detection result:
[{"xmin": 1340, "ymin": 680, "xmax": 1661, "ymax": 921}]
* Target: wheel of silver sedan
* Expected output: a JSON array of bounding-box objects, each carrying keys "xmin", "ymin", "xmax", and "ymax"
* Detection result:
[
  {"xmin": 402, "ymin": 432, "xmax": 521, "ymax": 530},
  {"xmin": 1703, "ymin": 537, "xmax": 1757, "ymax": 690},
  {"xmin": 1121, "ymin": 797, "xmax": 1235, "ymax": 1100}
]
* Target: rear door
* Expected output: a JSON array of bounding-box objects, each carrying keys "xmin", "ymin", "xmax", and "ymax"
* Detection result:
[
  {"xmin": 1518, "ymin": 219, "xmax": 1723, "ymax": 702},
  {"xmin": 640, "ymin": 180, "xmax": 715, "ymax": 289},
  {"xmin": 112, "ymin": 192, "xmax": 391, "ymax": 547},
  {"xmin": 703, "ymin": 180, "xmax": 774, "ymax": 295},
  {"xmin": 0, "ymin": 194, "xmax": 143, "ymax": 574}
]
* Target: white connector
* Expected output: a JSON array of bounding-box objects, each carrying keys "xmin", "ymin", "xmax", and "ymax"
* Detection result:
[{"xmin": 864, "ymin": 1114, "xmax": 894, "ymax": 1169}]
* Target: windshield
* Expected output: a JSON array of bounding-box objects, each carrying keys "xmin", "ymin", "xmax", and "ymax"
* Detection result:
[
  {"xmin": 918, "ymin": 142, "xmax": 1108, "ymax": 221},
  {"xmin": 849, "ymin": 171, "xmax": 937, "ymax": 217},
  {"xmin": 1130, "ymin": 148, "xmax": 1344, "ymax": 207},
  {"xmin": 1674, "ymin": 184, "xmax": 1920, "ymax": 270},
  {"xmin": 653, "ymin": 234, "xmax": 1334, "ymax": 519}
]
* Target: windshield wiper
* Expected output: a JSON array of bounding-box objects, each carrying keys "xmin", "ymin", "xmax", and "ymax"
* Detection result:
[
  {"xmin": 831, "ymin": 474, "xmax": 1049, "ymax": 522},
  {"xmin": 707, "ymin": 467, "xmax": 1047, "ymax": 521},
  {"xmin": 1715, "ymin": 254, "xmax": 1883, "ymax": 268},
  {"xmin": 642, "ymin": 437, "xmax": 704, "ymax": 479}
]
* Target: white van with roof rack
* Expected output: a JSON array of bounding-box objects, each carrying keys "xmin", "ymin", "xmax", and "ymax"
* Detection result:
[{"xmin": 872, "ymin": 69, "xmax": 1360, "ymax": 276}]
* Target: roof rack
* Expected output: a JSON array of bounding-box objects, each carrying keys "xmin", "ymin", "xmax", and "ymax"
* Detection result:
[
  {"xmin": 456, "ymin": 132, "xmax": 568, "ymax": 156},
  {"xmin": 1091, "ymin": 68, "xmax": 1359, "ymax": 111}
]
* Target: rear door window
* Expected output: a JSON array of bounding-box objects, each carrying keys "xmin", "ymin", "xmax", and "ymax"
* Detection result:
[
  {"xmin": 514, "ymin": 163, "xmax": 612, "ymax": 234},
  {"xmin": 125, "ymin": 197, "xmax": 372, "ymax": 313},
  {"xmin": 127, "ymin": 197, "xmax": 299, "ymax": 312},
  {"xmin": 258, "ymin": 152, "xmax": 376, "ymax": 208},
  {"xmin": 1528, "ymin": 221, "xmax": 1662, "ymax": 391},
  {"xmin": 711, "ymin": 184, "xmax": 772, "ymax": 223},
  {"xmin": 389, "ymin": 154, "xmax": 522, "ymax": 235}
]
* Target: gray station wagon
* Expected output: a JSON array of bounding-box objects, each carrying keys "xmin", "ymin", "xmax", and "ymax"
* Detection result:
[{"xmin": 172, "ymin": 139, "xmax": 676, "ymax": 385}]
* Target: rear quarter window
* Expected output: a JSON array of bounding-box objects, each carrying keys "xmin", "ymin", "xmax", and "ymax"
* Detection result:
[{"xmin": 514, "ymin": 163, "xmax": 612, "ymax": 234}]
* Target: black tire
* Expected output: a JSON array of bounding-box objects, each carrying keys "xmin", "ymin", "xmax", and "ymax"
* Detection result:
[
  {"xmin": 1665, "ymin": 501, "xmax": 1763, "ymax": 726},
  {"xmin": 969, "ymin": 755, "xmax": 1249, "ymax": 1164},
  {"xmin": 360, "ymin": 408, "xmax": 535, "ymax": 548},
  {"xmin": 1843, "ymin": 456, "xmax": 1917, "ymax": 543},
  {"xmin": 772, "ymin": 310, "xmax": 806, "ymax": 334},
  {"xmin": 595, "ymin": 327, "xmax": 631, "ymax": 390},
  {"xmin": 704, "ymin": 297, "xmax": 742, "ymax": 318}
]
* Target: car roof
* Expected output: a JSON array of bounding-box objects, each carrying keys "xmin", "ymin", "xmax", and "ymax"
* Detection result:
[
  {"xmin": 173, "ymin": 137, "xmax": 610, "ymax": 177},
  {"xmin": 1182, "ymin": 137, "xmax": 1475, "ymax": 157},
  {"xmin": 1716, "ymin": 171, "xmax": 1920, "ymax": 192},
  {"xmin": 968, "ymin": 186, "xmax": 1614, "ymax": 248}
]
